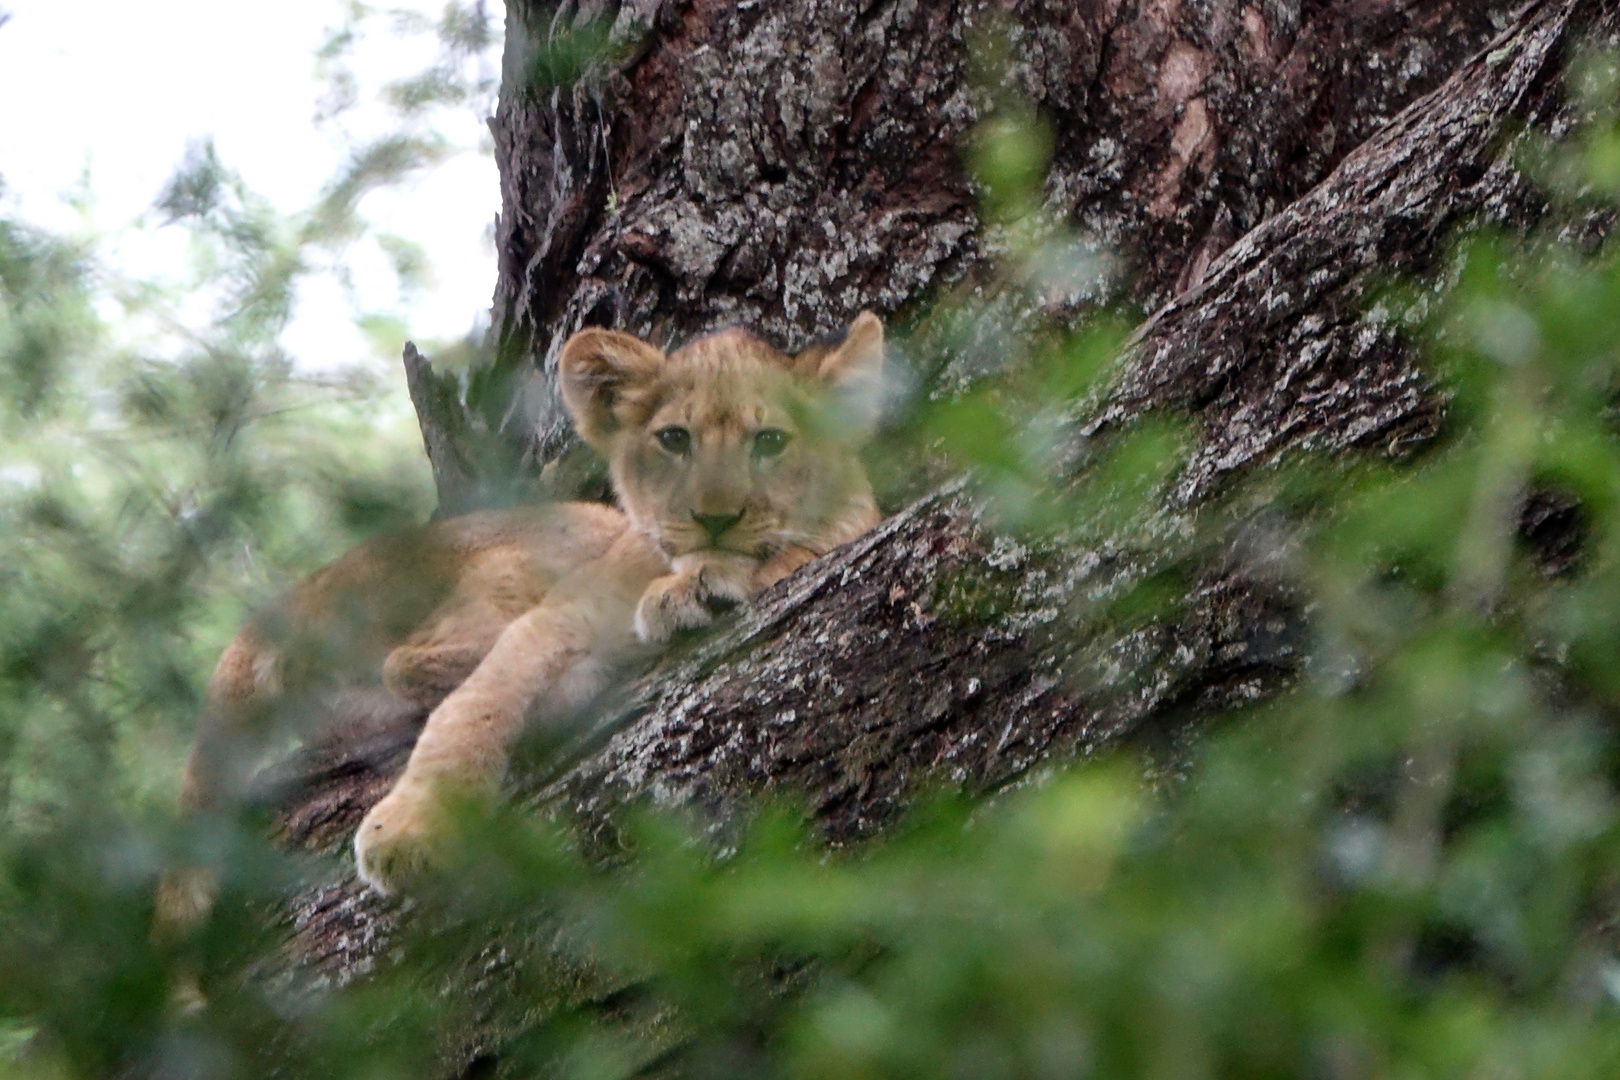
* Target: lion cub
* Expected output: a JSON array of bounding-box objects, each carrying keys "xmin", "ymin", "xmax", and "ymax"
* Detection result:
[{"xmin": 179, "ymin": 313, "xmax": 884, "ymax": 896}]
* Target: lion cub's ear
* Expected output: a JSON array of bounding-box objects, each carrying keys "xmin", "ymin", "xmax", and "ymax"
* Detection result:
[
  {"xmin": 559, "ymin": 328, "xmax": 666, "ymax": 451},
  {"xmin": 795, "ymin": 311, "xmax": 885, "ymax": 437}
]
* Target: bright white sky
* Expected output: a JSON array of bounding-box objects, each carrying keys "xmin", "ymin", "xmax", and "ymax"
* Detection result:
[{"xmin": 0, "ymin": 0, "xmax": 504, "ymax": 372}]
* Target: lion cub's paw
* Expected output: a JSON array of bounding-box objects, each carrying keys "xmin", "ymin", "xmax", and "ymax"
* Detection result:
[
  {"xmin": 634, "ymin": 558, "xmax": 756, "ymax": 644},
  {"xmin": 354, "ymin": 778, "xmax": 449, "ymax": 896}
]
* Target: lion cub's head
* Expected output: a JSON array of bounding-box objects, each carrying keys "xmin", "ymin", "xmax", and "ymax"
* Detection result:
[{"xmin": 558, "ymin": 313, "xmax": 884, "ymax": 564}]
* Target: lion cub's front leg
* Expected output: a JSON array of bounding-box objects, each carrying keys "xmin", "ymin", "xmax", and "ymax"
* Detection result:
[
  {"xmin": 354, "ymin": 532, "xmax": 666, "ymax": 894},
  {"xmin": 356, "ymin": 611, "xmax": 618, "ymax": 894}
]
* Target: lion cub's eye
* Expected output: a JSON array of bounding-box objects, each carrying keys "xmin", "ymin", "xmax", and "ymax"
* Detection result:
[
  {"xmin": 656, "ymin": 426, "xmax": 692, "ymax": 455},
  {"xmin": 752, "ymin": 428, "xmax": 790, "ymax": 459}
]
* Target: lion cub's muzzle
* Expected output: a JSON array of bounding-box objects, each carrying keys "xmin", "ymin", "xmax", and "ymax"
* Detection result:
[
  {"xmin": 692, "ymin": 510, "xmax": 743, "ymax": 543},
  {"xmin": 661, "ymin": 506, "xmax": 783, "ymax": 562}
]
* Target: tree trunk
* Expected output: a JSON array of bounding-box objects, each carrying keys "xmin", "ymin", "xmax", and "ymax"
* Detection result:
[
  {"xmin": 278, "ymin": 0, "xmax": 1615, "ymax": 1043},
  {"xmin": 407, "ymin": 0, "xmax": 1525, "ymax": 509}
]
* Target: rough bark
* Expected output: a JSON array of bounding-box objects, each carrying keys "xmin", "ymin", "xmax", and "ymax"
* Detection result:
[{"xmin": 270, "ymin": 0, "xmax": 1617, "ymax": 1055}]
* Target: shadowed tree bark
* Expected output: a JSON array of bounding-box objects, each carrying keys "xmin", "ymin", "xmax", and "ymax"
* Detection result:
[{"xmin": 272, "ymin": 0, "xmax": 1616, "ymax": 1061}]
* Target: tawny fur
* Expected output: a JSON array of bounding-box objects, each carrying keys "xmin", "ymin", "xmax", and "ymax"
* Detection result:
[{"xmin": 175, "ymin": 313, "xmax": 885, "ymax": 899}]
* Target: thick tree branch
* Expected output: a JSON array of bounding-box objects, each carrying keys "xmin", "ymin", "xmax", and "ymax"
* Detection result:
[{"xmin": 1096, "ymin": 0, "xmax": 1605, "ymax": 504}]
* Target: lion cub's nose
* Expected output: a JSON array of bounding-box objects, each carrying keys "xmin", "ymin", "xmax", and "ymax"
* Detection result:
[{"xmin": 692, "ymin": 511, "xmax": 743, "ymax": 542}]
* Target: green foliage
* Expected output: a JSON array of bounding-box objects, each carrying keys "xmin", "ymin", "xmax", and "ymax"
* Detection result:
[{"xmin": 0, "ymin": 138, "xmax": 432, "ymax": 1072}]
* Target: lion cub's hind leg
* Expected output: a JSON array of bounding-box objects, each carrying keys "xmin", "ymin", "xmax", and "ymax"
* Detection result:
[{"xmin": 382, "ymin": 544, "xmax": 563, "ymax": 709}]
